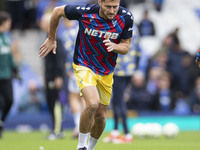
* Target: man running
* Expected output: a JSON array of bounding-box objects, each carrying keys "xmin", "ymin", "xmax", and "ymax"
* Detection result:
[{"xmin": 39, "ymin": 0, "xmax": 133, "ymax": 149}]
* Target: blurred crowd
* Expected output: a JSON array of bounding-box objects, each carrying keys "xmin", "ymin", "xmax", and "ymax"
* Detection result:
[{"xmin": 1, "ymin": 0, "xmax": 200, "ymax": 117}]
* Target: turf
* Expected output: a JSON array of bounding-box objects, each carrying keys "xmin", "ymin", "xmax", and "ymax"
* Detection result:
[{"xmin": 0, "ymin": 130, "xmax": 200, "ymax": 150}]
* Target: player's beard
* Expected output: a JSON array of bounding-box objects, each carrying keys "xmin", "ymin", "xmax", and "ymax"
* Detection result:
[{"xmin": 100, "ymin": 8, "xmax": 117, "ymax": 20}]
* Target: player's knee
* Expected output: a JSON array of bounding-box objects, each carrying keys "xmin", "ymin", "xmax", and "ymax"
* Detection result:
[
  {"xmin": 95, "ymin": 110, "xmax": 106, "ymax": 120},
  {"xmin": 86, "ymin": 103, "xmax": 99, "ymax": 114}
]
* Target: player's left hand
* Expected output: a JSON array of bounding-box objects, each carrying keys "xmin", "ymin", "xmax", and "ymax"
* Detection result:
[{"xmin": 103, "ymin": 36, "xmax": 116, "ymax": 52}]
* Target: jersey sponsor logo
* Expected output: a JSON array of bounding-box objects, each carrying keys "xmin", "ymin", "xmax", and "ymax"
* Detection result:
[{"xmin": 84, "ymin": 28, "xmax": 119, "ymax": 39}]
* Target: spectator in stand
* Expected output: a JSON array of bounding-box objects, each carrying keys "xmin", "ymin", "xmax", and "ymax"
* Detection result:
[
  {"xmin": 151, "ymin": 52, "xmax": 168, "ymax": 70},
  {"xmin": 152, "ymin": 33, "xmax": 174, "ymax": 60},
  {"xmin": 153, "ymin": 0, "xmax": 164, "ymax": 12},
  {"xmin": 11, "ymin": 43, "xmax": 44, "ymax": 115},
  {"xmin": 166, "ymin": 29, "xmax": 190, "ymax": 98},
  {"xmin": 165, "ymin": 28, "xmax": 192, "ymax": 114},
  {"xmin": 126, "ymin": 70, "xmax": 152, "ymax": 111},
  {"xmin": 36, "ymin": 0, "xmax": 64, "ymax": 28},
  {"xmin": 146, "ymin": 66, "xmax": 163, "ymax": 96},
  {"xmin": 138, "ymin": 10, "xmax": 155, "ymax": 36},
  {"xmin": 147, "ymin": 34, "xmax": 171, "ymax": 97},
  {"xmin": 182, "ymin": 52, "xmax": 197, "ymax": 92},
  {"xmin": 23, "ymin": 0, "xmax": 37, "ymax": 29},
  {"xmin": 18, "ymin": 79, "xmax": 45, "ymax": 114},
  {"xmin": 151, "ymin": 71, "xmax": 173, "ymax": 111},
  {"xmin": 36, "ymin": 0, "xmax": 88, "ymax": 28},
  {"xmin": 6, "ymin": 0, "xmax": 24, "ymax": 30}
]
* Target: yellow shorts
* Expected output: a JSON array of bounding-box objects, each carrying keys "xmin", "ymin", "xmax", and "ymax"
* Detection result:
[{"xmin": 73, "ymin": 63, "xmax": 113, "ymax": 105}]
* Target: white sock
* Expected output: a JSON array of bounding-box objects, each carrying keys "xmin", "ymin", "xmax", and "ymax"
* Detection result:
[
  {"xmin": 77, "ymin": 132, "xmax": 89, "ymax": 149},
  {"xmin": 87, "ymin": 135, "xmax": 98, "ymax": 150}
]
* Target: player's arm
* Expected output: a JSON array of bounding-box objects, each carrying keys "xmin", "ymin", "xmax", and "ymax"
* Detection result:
[
  {"xmin": 195, "ymin": 49, "xmax": 200, "ymax": 68},
  {"xmin": 39, "ymin": 5, "xmax": 66, "ymax": 58},
  {"xmin": 103, "ymin": 37, "xmax": 132, "ymax": 55},
  {"xmin": 48, "ymin": 6, "xmax": 66, "ymax": 40}
]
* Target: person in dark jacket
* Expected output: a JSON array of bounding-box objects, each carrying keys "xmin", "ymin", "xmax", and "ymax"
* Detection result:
[
  {"xmin": 138, "ymin": 10, "xmax": 156, "ymax": 36},
  {"xmin": 0, "ymin": 11, "xmax": 19, "ymax": 138},
  {"xmin": 40, "ymin": 13, "xmax": 65, "ymax": 140}
]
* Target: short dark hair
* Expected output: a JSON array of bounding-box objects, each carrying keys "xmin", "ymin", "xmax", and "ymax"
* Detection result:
[{"xmin": 0, "ymin": 11, "xmax": 11, "ymax": 26}]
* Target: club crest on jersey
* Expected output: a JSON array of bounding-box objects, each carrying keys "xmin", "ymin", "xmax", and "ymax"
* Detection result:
[
  {"xmin": 84, "ymin": 28, "xmax": 119, "ymax": 39},
  {"xmin": 112, "ymin": 20, "xmax": 117, "ymax": 26}
]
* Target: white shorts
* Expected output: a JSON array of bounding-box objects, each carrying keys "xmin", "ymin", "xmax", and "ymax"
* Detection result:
[{"xmin": 68, "ymin": 73, "xmax": 80, "ymax": 93}]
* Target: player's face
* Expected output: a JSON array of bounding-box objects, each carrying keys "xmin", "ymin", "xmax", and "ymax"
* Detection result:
[{"xmin": 98, "ymin": 0, "xmax": 120, "ymax": 20}]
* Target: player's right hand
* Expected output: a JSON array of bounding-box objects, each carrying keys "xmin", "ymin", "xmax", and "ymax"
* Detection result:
[
  {"xmin": 195, "ymin": 50, "xmax": 200, "ymax": 68},
  {"xmin": 39, "ymin": 38, "xmax": 57, "ymax": 58},
  {"xmin": 103, "ymin": 35, "xmax": 116, "ymax": 52}
]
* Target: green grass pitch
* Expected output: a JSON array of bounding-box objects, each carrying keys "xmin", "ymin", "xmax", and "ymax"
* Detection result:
[{"xmin": 0, "ymin": 130, "xmax": 200, "ymax": 150}]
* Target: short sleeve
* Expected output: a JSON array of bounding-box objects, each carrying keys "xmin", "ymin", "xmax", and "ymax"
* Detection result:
[
  {"xmin": 121, "ymin": 12, "xmax": 134, "ymax": 39},
  {"xmin": 64, "ymin": 4, "xmax": 94, "ymax": 20}
]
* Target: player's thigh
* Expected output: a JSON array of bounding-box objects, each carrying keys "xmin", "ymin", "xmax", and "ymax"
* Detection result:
[
  {"xmin": 81, "ymin": 86, "xmax": 100, "ymax": 105},
  {"xmin": 81, "ymin": 86, "xmax": 100, "ymax": 106}
]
